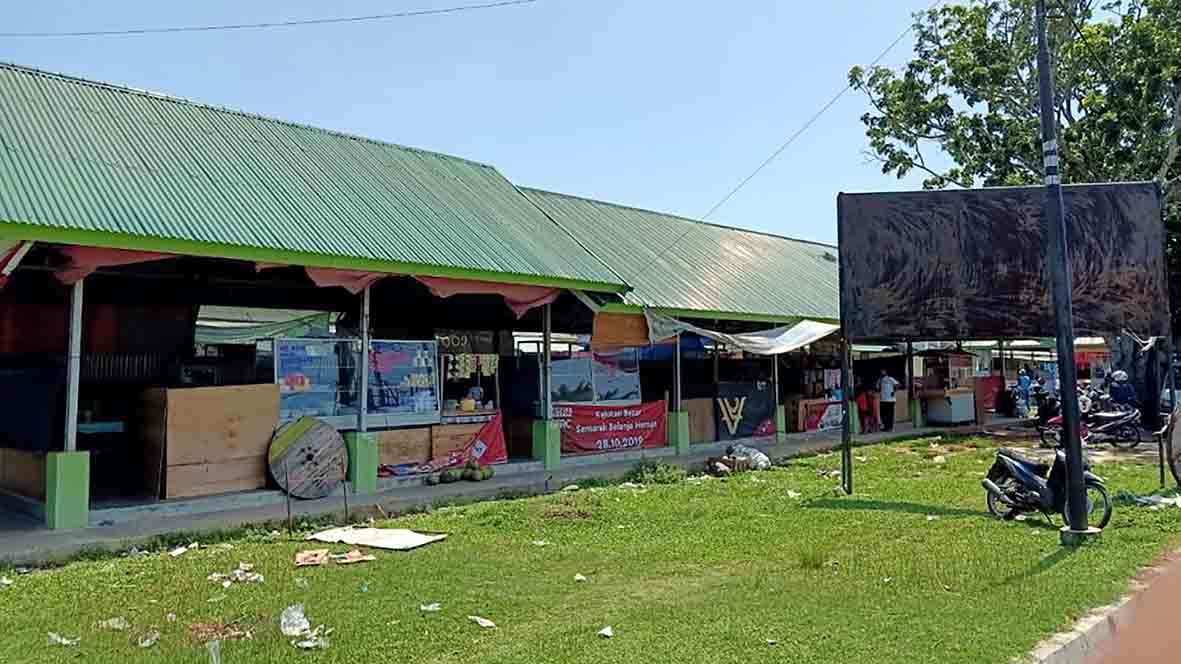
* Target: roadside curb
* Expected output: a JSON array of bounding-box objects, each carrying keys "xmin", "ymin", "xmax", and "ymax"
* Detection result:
[{"xmin": 1028, "ymin": 550, "xmax": 1178, "ymax": 663}]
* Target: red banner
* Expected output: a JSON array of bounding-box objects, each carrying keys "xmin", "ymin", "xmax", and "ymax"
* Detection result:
[
  {"xmin": 378, "ymin": 412, "xmax": 507, "ymax": 477},
  {"xmin": 556, "ymin": 400, "xmax": 667, "ymax": 455},
  {"xmin": 803, "ymin": 400, "xmax": 844, "ymax": 432}
]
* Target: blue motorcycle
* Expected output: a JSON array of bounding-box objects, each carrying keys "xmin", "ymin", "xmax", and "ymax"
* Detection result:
[{"xmin": 982, "ymin": 447, "xmax": 1112, "ymax": 529}]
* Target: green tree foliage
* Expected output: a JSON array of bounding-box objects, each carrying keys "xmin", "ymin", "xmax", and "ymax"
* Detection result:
[{"xmin": 850, "ymin": 0, "xmax": 1181, "ymax": 330}]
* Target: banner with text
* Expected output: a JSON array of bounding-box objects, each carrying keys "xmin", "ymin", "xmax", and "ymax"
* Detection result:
[{"xmin": 556, "ymin": 400, "xmax": 667, "ymax": 455}]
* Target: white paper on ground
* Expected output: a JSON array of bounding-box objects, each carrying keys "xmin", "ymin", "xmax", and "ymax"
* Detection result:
[{"xmin": 307, "ymin": 527, "xmax": 447, "ymax": 551}]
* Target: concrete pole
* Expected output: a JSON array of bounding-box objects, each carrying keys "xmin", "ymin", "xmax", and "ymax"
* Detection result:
[
  {"xmin": 543, "ymin": 303, "xmax": 552, "ymax": 420},
  {"xmin": 64, "ymin": 279, "xmax": 84, "ymax": 452},
  {"xmin": 357, "ymin": 285, "xmax": 370, "ymax": 433},
  {"xmin": 772, "ymin": 351, "xmax": 780, "ymax": 408}
]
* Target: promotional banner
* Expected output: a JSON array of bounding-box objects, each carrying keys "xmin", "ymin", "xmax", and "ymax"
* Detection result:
[
  {"xmin": 367, "ymin": 340, "xmax": 439, "ymax": 427},
  {"xmin": 276, "ymin": 339, "xmax": 346, "ymax": 422},
  {"xmin": 556, "ymin": 400, "xmax": 667, "ymax": 455},
  {"xmin": 380, "ymin": 412, "xmax": 508, "ymax": 477},
  {"xmin": 715, "ymin": 382, "xmax": 777, "ymax": 440},
  {"xmin": 804, "ymin": 400, "xmax": 844, "ymax": 432}
]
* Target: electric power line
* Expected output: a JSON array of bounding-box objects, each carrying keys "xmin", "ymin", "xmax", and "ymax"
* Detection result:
[
  {"xmin": 630, "ymin": 0, "xmax": 945, "ymax": 283},
  {"xmin": 0, "ymin": 0, "xmax": 538, "ymax": 38}
]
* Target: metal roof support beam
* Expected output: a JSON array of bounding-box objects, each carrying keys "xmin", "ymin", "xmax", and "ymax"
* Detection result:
[{"xmin": 0, "ymin": 241, "xmax": 33, "ymax": 278}]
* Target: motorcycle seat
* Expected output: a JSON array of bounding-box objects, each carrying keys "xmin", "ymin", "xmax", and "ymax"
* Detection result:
[
  {"xmin": 998, "ymin": 448, "xmax": 1051, "ymax": 475},
  {"xmin": 1091, "ymin": 411, "xmax": 1132, "ymax": 422}
]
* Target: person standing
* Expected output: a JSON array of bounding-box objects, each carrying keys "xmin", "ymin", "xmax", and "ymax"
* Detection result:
[{"xmin": 877, "ymin": 369, "xmax": 900, "ymax": 431}]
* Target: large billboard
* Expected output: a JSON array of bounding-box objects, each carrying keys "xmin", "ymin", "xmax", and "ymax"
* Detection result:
[{"xmin": 837, "ymin": 182, "xmax": 1168, "ymax": 342}]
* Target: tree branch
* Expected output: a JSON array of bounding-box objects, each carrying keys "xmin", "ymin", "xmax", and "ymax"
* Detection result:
[{"xmin": 1157, "ymin": 87, "xmax": 1181, "ymax": 184}]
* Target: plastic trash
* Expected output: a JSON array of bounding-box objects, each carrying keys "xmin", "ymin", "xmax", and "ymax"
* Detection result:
[
  {"xmin": 574, "ymin": 574, "xmax": 588, "ymax": 583},
  {"xmin": 97, "ymin": 617, "xmax": 130, "ymax": 631},
  {"xmin": 786, "ymin": 490, "xmax": 802, "ymax": 499},
  {"xmin": 420, "ymin": 603, "xmax": 442, "ymax": 612},
  {"xmin": 598, "ymin": 626, "xmax": 615, "ymax": 638},
  {"xmin": 530, "ymin": 540, "xmax": 547, "ymax": 547},
  {"xmin": 47, "ymin": 633, "xmax": 79, "ymax": 647},
  {"xmin": 0, "ymin": 576, "xmax": 12, "ymax": 587},
  {"xmin": 467, "ymin": 615, "xmax": 497, "ymax": 629},
  {"xmin": 206, "ymin": 640, "xmax": 221, "ymax": 664},
  {"xmin": 292, "ymin": 625, "xmax": 331, "ymax": 650},
  {"xmin": 561, "ymin": 484, "xmax": 580, "ymax": 492},
  {"xmin": 727, "ymin": 444, "xmax": 771, "ymax": 470},
  {"xmin": 166, "ymin": 613, "xmax": 177, "ymax": 623},
  {"xmin": 280, "ymin": 604, "xmax": 311, "ymax": 637},
  {"xmin": 138, "ymin": 631, "xmax": 161, "ymax": 648}
]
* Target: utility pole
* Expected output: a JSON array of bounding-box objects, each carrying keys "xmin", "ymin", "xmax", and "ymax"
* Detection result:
[{"xmin": 1035, "ymin": 0, "xmax": 1093, "ymax": 543}]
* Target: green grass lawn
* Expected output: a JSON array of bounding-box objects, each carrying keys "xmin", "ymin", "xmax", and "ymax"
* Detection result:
[{"xmin": 3, "ymin": 437, "xmax": 1179, "ymax": 664}]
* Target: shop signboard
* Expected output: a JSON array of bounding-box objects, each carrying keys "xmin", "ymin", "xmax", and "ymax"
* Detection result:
[
  {"xmin": 276, "ymin": 339, "xmax": 351, "ymax": 425},
  {"xmin": 556, "ymin": 400, "xmax": 667, "ymax": 455},
  {"xmin": 435, "ymin": 329, "xmax": 496, "ymax": 354},
  {"xmin": 715, "ymin": 381, "xmax": 777, "ymax": 439},
  {"xmin": 367, "ymin": 340, "xmax": 440, "ymax": 428}
]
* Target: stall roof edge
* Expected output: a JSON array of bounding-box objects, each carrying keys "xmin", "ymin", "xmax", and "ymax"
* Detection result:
[{"xmin": 0, "ymin": 62, "xmax": 628, "ymax": 292}]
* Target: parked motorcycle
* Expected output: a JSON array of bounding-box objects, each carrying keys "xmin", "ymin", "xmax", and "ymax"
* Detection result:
[
  {"xmin": 1038, "ymin": 407, "xmax": 1141, "ymax": 449},
  {"xmin": 982, "ymin": 447, "xmax": 1112, "ymax": 529}
]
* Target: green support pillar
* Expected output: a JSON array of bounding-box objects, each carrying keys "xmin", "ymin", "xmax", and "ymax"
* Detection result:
[
  {"xmin": 850, "ymin": 403, "xmax": 862, "ymax": 435},
  {"xmin": 46, "ymin": 451, "xmax": 89, "ymax": 530},
  {"xmin": 532, "ymin": 420, "xmax": 560, "ymax": 471},
  {"xmin": 910, "ymin": 398, "xmax": 925, "ymax": 428},
  {"xmin": 668, "ymin": 411, "xmax": 690, "ymax": 455},
  {"xmin": 774, "ymin": 405, "xmax": 787, "ymax": 442},
  {"xmin": 344, "ymin": 432, "xmax": 378, "ymax": 495}
]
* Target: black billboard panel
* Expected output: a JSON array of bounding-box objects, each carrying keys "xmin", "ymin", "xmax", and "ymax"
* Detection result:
[{"xmin": 837, "ymin": 182, "xmax": 1167, "ymax": 342}]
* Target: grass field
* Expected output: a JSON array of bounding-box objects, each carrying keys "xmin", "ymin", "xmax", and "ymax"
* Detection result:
[{"xmin": 2, "ymin": 437, "xmax": 1178, "ymax": 664}]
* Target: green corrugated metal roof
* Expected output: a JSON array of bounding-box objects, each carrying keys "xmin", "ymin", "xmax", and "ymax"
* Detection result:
[
  {"xmin": 523, "ymin": 188, "xmax": 840, "ymax": 323},
  {"xmin": 0, "ymin": 63, "xmax": 627, "ymax": 292}
]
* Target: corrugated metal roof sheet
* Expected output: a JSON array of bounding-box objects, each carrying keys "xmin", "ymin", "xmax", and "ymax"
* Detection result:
[
  {"xmin": 0, "ymin": 63, "xmax": 626, "ymax": 291},
  {"xmin": 523, "ymin": 188, "xmax": 840, "ymax": 322}
]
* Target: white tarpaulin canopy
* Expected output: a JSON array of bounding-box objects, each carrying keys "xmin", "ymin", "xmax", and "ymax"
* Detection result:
[{"xmin": 645, "ymin": 310, "xmax": 839, "ymax": 356}]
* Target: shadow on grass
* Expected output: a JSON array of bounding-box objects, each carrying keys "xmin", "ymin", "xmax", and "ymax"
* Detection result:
[
  {"xmin": 992, "ymin": 547, "xmax": 1078, "ymax": 588},
  {"xmin": 804, "ymin": 498, "xmax": 984, "ymax": 518}
]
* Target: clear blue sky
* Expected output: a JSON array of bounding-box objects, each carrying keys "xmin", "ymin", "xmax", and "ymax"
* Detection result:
[{"xmin": 4, "ymin": 0, "xmax": 938, "ymax": 245}]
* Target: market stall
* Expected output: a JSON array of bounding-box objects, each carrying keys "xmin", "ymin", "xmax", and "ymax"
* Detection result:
[{"xmin": 917, "ymin": 350, "xmax": 977, "ymax": 425}]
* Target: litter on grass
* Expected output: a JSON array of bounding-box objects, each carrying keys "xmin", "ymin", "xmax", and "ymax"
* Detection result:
[
  {"xmin": 330, "ymin": 550, "xmax": 377, "ymax": 565},
  {"xmin": 1119, "ymin": 492, "xmax": 1181, "ymax": 508},
  {"xmin": 207, "ymin": 562, "xmax": 264, "ymax": 586},
  {"xmin": 207, "ymin": 594, "xmax": 226, "ymax": 603},
  {"xmin": 280, "ymin": 605, "xmax": 312, "ymax": 637},
  {"xmin": 574, "ymin": 574, "xmax": 588, "ymax": 583},
  {"xmin": 468, "ymin": 615, "xmax": 497, "ymax": 629},
  {"xmin": 47, "ymin": 632, "xmax": 79, "ymax": 647},
  {"xmin": 295, "ymin": 549, "xmax": 329, "ymax": 567},
  {"xmin": 420, "ymin": 603, "xmax": 442, "ymax": 612},
  {"xmin": 530, "ymin": 540, "xmax": 548, "ymax": 547},
  {"xmin": 618, "ymin": 482, "xmax": 644, "ymax": 490},
  {"xmin": 926, "ymin": 515, "xmax": 939, "ymax": 522},
  {"xmin": 138, "ymin": 631, "xmax": 161, "ymax": 648},
  {"xmin": 0, "ymin": 576, "xmax": 12, "ymax": 587},
  {"xmin": 293, "ymin": 625, "xmax": 332, "ymax": 650},
  {"xmin": 294, "ymin": 578, "xmax": 309, "ymax": 590},
  {"xmin": 169, "ymin": 542, "xmax": 198, "ymax": 557},
  {"xmin": 932, "ymin": 455, "xmax": 947, "ymax": 464},
  {"xmin": 97, "ymin": 617, "xmax": 130, "ymax": 631},
  {"xmin": 561, "ymin": 484, "xmax": 580, "ymax": 492},
  {"xmin": 166, "ymin": 613, "xmax": 177, "ymax": 623},
  {"xmin": 189, "ymin": 623, "xmax": 252, "ymax": 642},
  {"xmin": 308, "ymin": 526, "xmax": 447, "ymax": 551},
  {"xmin": 206, "ymin": 640, "xmax": 221, "ymax": 664},
  {"xmin": 598, "ymin": 626, "xmax": 615, "ymax": 638},
  {"xmin": 786, "ymin": 490, "xmax": 802, "ymax": 499}
]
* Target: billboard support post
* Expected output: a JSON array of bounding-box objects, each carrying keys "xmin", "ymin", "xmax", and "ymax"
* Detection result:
[{"xmin": 1036, "ymin": 0, "xmax": 1092, "ymax": 543}]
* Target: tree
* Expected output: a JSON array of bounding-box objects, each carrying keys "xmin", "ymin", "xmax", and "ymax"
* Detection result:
[{"xmin": 849, "ymin": 0, "xmax": 1181, "ymax": 331}]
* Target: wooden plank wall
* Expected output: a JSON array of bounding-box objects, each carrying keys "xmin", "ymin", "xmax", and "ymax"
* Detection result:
[{"xmin": 0, "ymin": 448, "xmax": 45, "ymax": 500}]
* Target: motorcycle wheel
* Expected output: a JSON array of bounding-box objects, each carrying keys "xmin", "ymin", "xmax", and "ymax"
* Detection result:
[
  {"xmin": 986, "ymin": 481, "xmax": 1017, "ymax": 519},
  {"xmin": 1064, "ymin": 482, "xmax": 1113, "ymax": 530},
  {"xmin": 1109, "ymin": 424, "xmax": 1141, "ymax": 450}
]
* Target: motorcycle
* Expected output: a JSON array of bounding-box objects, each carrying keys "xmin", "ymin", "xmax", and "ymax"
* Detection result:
[
  {"xmin": 982, "ymin": 447, "xmax": 1112, "ymax": 529},
  {"xmin": 1039, "ymin": 407, "xmax": 1141, "ymax": 449}
]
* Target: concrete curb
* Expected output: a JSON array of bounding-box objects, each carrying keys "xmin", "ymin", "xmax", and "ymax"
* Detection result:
[{"xmin": 1028, "ymin": 550, "xmax": 1180, "ymax": 664}]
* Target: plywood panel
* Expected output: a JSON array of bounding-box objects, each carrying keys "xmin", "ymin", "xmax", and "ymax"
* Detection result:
[
  {"xmin": 0, "ymin": 448, "xmax": 45, "ymax": 500},
  {"xmin": 165, "ymin": 385, "xmax": 279, "ymax": 466},
  {"xmin": 136, "ymin": 388, "xmax": 168, "ymax": 499},
  {"xmin": 686, "ymin": 398, "xmax": 716, "ymax": 444},
  {"xmin": 591, "ymin": 312, "xmax": 649, "ymax": 349},
  {"xmin": 431, "ymin": 424, "xmax": 482, "ymax": 459},
  {"xmin": 166, "ymin": 458, "xmax": 268, "ymax": 499},
  {"xmin": 377, "ymin": 428, "xmax": 431, "ymax": 466}
]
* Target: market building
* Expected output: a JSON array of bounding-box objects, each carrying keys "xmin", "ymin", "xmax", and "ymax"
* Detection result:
[{"xmin": 0, "ymin": 63, "xmax": 856, "ymax": 533}]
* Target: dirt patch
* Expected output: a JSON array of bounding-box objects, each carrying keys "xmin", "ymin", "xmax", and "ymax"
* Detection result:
[{"xmin": 541, "ymin": 505, "xmax": 595, "ymax": 521}]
